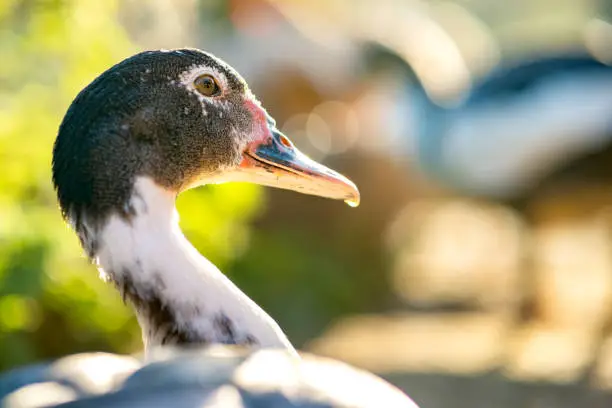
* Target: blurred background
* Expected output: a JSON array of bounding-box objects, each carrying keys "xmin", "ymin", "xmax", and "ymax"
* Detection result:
[{"xmin": 3, "ymin": 0, "xmax": 612, "ymax": 406}]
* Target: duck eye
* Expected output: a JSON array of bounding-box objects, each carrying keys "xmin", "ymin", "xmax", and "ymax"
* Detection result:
[{"xmin": 194, "ymin": 74, "xmax": 220, "ymax": 97}]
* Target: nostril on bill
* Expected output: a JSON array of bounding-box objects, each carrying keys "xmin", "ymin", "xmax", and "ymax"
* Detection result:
[{"xmin": 279, "ymin": 134, "xmax": 292, "ymax": 148}]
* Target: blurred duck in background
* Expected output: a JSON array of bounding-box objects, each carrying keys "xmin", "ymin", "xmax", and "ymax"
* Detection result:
[
  {"xmin": 407, "ymin": 48, "xmax": 612, "ymax": 382},
  {"xmin": 412, "ymin": 52, "xmax": 612, "ymax": 205},
  {"xmin": 343, "ymin": 39, "xmax": 612, "ymax": 384}
]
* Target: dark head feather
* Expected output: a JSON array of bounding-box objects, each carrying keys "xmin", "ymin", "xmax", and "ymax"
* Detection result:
[{"xmin": 52, "ymin": 49, "xmax": 256, "ymax": 238}]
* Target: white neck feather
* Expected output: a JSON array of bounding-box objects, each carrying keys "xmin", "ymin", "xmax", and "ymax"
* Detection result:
[{"xmin": 94, "ymin": 177, "xmax": 295, "ymax": 353}]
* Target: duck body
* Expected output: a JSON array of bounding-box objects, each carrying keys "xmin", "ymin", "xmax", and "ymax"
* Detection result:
[
  {"xmin": 0, "ymin": 48, "xmax": 417, "ymax": 407},
  {"xmin": 413, "ymin": 53, "xmax": 612, "ymax": 204},
  {"xmin": 1, "ymin": 347, "xmax": 416, "ymax": 408}
]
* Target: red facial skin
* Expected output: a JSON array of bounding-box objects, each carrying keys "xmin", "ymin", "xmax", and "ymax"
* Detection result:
[
  {"xmin": 240, "ymin": 99, "xmax": 274, "ymax": 169},
  {"xmin": 235, "ymin": 99, "xmax": 360, "ymax": 206}
]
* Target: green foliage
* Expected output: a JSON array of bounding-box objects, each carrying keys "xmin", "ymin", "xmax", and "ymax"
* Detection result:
[{"xmin": 0, "ymin": 0, "xmax": 263, "ymax": 370}]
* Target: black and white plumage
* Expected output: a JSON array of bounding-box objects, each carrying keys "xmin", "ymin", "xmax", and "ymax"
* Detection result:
[
  {"xmin": 52, "ymin": 48, "xmax": 361, "ymax": 350},
  {"xmin": 0, "ymin": 49, "xmax": 418, "ymax": 407}
]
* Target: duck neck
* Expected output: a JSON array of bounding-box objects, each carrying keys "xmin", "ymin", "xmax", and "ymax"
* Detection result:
[{"xmin": 91, "ymin": 177, "xmax": 294, "ymax": 352}]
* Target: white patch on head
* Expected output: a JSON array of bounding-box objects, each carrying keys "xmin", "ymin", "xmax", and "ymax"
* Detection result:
[
  {"xmin": 178, "ymin": 64, "xmax": 229, "ymax": 99},
  {"xmin": 175, "ymin": 60, "xmax": 262, "ymax": 183},
  {"xmin": 94, "ymin": 176, "xmax": 295, "ymax": 352},
  {"xmin": 177, "ymin": 64, "xmax": 235, "ymax": 126}
]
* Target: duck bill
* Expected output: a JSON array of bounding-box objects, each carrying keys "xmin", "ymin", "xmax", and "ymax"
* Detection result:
[{"xmin": 238, "ymin": 128, "xmax": 360, "ymax": 206}]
